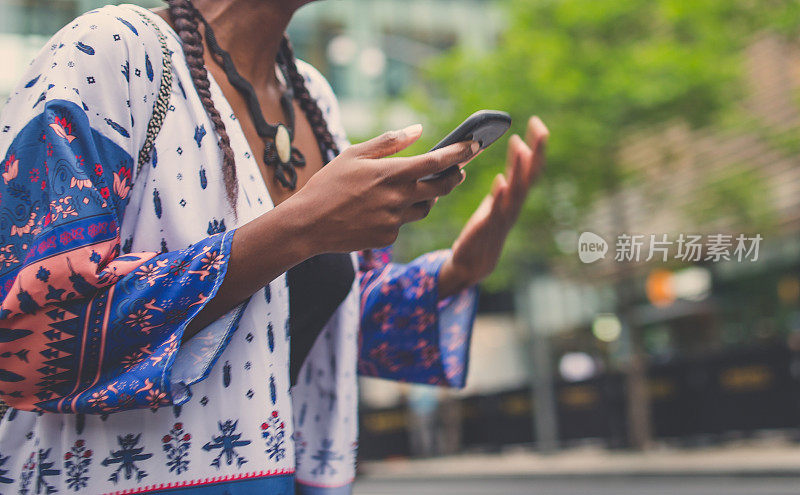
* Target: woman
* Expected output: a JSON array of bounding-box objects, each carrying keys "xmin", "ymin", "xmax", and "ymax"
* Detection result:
[{"xmin": 0, "ymin": 0, "xmax": 547, "ymax": 493}]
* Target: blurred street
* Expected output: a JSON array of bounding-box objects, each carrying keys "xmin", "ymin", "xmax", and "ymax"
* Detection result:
[
  {"xmin": 353, "ymin": 476, "xmax": 800, "ymax": 495},
  {"xmin": 355, "ymin": 440, "xmax": 800, "ymax": 494}
]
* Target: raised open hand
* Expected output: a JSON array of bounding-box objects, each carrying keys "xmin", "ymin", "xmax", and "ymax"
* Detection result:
[{"xmin": 439, "ymin": 116, "xmax": 549, "ymax": 299}]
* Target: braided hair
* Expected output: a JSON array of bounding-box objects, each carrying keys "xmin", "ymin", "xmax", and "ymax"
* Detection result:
[
  {"xmin": 278, "ymin": 36, "xmax": 340, "ymax": 161},
  {"xmin": 165, "ymin": 0, "xmax": 340, "ymax": 209}
]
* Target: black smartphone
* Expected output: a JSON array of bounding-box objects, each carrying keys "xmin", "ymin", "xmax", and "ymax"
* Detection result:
[{"xmin": 420, "ymin": 110, "xmax": 512, "ymax": 181}]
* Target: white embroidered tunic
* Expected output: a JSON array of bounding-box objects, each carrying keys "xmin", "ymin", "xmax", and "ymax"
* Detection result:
[{"xmin": 0, "ymin": 5, "xmax": 476, "ymax": 494}]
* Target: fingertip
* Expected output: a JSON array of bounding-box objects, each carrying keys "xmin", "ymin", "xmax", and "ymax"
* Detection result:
[
  {"xmin": 401, "ymin": 123, "xmax": 423, "ymax": 140},
  {"xmin": 510, "ymin": 145, "xmax": 527, "ymax": 178},
  {"xmin": 500, "ymin": 174, "xmax": 510, "ymax": 194},
  {"xmin": 492, "ymin": 173, "xmax": 505, "ymax": 195},
  {"xmin": 528, "ymin": 116, "xmax": 545, "ymax": 131},
  {"xmin": 521, "ymin": 144, "xmax": 535, "ymax": 164},
  {"xmin": 506, "ymin": 135, "xmax": 523, "ymax": 172},
  {"xmin": 527, "ymin": 116, "xmax": 549, "ymax": 145},
  {"xmin": 522, "ymin": 153, "xmax": 538, "ymax": 186}
]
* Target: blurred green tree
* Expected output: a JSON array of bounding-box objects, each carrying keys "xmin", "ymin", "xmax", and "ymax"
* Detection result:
[{"xmin": 402, "ymin": 0, "xmax": 800, "ymax": 289}]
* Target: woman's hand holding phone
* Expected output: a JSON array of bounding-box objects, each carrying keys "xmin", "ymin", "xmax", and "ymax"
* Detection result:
[
  {"xmin": 288, "ymin": 124, "xmax": 477, "ymax": 253},
  {"xmin": 283, "ymin": 112, "xmax": 549, "ymax": 298}
]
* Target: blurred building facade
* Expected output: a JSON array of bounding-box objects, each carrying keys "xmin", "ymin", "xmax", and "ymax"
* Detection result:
[
  {"xmin": 289, "ymin": 0, "xmax": 504, "ymax": 136},
  {"xmin": 553, "ymin": 33, "xmax": 800, "ymax": 367},
  {"xmin": 510, "ymin": 32, "xmax": 800, "ymax": 452},
  {"xmin": 0, "ymin": 0, "xmax": 505, "ymax": 135}
]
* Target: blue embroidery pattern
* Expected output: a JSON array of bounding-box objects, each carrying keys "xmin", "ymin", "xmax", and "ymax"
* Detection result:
[
  {"xmin": 0, "ymin": 452, "xmax": 12, "ymax": 485},
  {"xmin": 292, "ymin": 432, "xmax": 307, "ymax": 470},
  {"xmin": 153, "ymin": 187, "xmax": 162, "ymax": 217},
  {"xmin": 223, "ymin": 361, "xmax": 232, "ymax": 388},
  {"xmin": 75, "ymin": 42, "xmax": 95, "ymax": 56},
  {"xmin": 207, "ymin": 218, "xmax": 226, "ymax": 235},
  {"xmin": 199, "ymin": 166, "xmax": 207, "ymax": 189},
  {"xmin": 0, "ymin": 6, "xmax": 478, "ymax": 491},
  {"xmin": 193, "ymin": 125, "xmax": 206, "ymax": 147},
  {"xmin": 203, "ymin": 420, "xmax": 251, "ymax": 469},
  {"xmin": 101, "ymin": 434, "xmax": 153, "ymax": 484},
  {"xmin": 310, "ymin": 439, "xmax": 342, "ymax": 476},
  {"xmin": 34, "ymin": 448, "xmax": 60, "ymax": 495}
]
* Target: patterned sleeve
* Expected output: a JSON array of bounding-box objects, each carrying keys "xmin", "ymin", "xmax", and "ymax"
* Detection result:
[
  {"xmin": 357, "ymin": 247, "xmax": 478, "ymax": 388},
  {"xmin": 0, "ymin": 8, "xmax": 233, "ymax": 414}
]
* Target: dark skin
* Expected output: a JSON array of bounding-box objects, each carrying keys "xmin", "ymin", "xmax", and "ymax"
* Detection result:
[{"xmin": 154, "ymin": 0, "xmax": 549, "ymax": 340}]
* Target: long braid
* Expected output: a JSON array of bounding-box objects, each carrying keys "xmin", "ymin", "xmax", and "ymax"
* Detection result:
[
  {"xmin": 167, "ymin": 0, "xmax": 238, "ymax": 208},
  {"xmin": 279, "ymin": 36, "xmax": 340, "ymax": 162}
]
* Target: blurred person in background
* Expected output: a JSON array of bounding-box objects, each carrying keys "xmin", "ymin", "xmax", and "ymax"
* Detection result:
[
  {"xmin": 0, "ymin": 0, "xmax": 547, "ymax": 493},
  {"xmin": 407, "ymin": 385, "xmax": 439, "ymax": 457}
]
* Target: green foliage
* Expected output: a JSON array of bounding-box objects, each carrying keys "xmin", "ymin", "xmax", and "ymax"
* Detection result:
[
  {"xmin": 404, "ymin": 0, "xmax": 800, "ymax": 286},
  {"xmin": 687, "ymin": 164, "xmax": 776, "ymax": 231}
]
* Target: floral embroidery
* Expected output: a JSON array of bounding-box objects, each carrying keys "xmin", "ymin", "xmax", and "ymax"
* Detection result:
[
  {"xmin": 261, "ymin": 410, "xmax": 286, "ymax": 462},
  {"xmin": 18, "ymin": 451, "xmax": 35, "ymax": 495},
  {"xmin": 87, "ymin": 390, "xmax": 109, "ymax": 409},
  {"xmin": 162, "ymin": 422, "xmax": 191, "ymax": 475},
  {"xmin": 23, "ymin": 448, "xmax": 60, "ymax": 495},
  {"xmin": 64, "ymin": 439, "xmax": 92, "ymax": 491},
  {"xmin": 3, "ymin": 154, "xmax": 19, "ymax": 184},
  {"xmin": 49, "ymin": 115, "xmax": 76, "ymax": 143},
  {"xmin": 113, "ymin": 166, "xmax": 131, "ymax": 199}
]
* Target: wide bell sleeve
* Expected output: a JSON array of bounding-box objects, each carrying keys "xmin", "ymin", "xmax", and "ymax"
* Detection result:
[
  {"xmin": 0, "ymin": 10, "xmax": 235, "ymax": 414},
  {"xmin": 357, "ymin": 247, "xmax": 478, "ymax": 388}
]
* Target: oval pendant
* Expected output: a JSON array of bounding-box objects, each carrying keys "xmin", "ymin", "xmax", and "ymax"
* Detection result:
[{"xmin": 275, "ymin": 124, "xmax": 292, "ymax": 164}]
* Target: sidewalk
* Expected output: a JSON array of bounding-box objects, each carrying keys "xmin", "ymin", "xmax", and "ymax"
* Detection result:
[{"xmin": 359, "ymin": 439, "xmax": 800, "ymax": 479}]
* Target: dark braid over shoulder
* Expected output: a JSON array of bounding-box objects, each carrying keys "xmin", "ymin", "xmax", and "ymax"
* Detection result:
[
  {"xmin": 167, "ymin": 0, "xmax": 238, "ymax": 209},
  {"xmin": 279, "ymin": 36, "xmax": 340, "ymax": 162}
]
